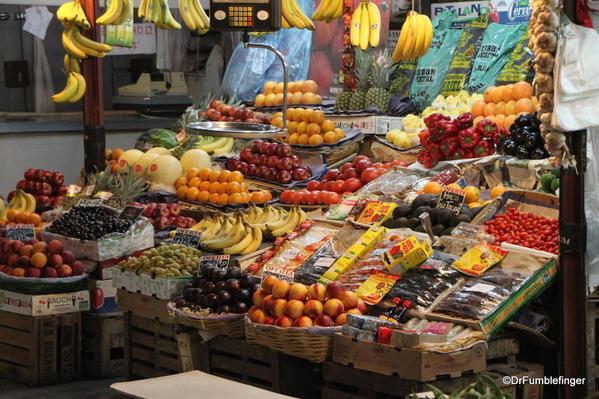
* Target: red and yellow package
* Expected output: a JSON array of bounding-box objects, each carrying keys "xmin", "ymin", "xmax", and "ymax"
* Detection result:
[
  {"xmin": 451, "ymin": 242, "xmax": 508, "ymax": 276},
  {"xmin": 355, "ymin": 273, "xmax": 400, "ymax": 305}
]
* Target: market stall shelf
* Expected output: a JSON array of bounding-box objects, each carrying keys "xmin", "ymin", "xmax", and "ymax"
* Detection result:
[
  {"xmin": 0, "ymin": 311, "xmax": 80, "ymax": 386},
  {"xmin": 81, "ymin": 312, "xmax": 127, "ymax": 378}
]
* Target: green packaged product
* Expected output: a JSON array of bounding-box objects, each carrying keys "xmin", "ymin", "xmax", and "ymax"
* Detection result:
[
  {"xmin": 439, "ymin": 14, "xmax": 489, "ymax": 96},
  {"xmin": 389, "ymin": 58, "xmax": 418, "ymax": 98},
  {"xmin": 409, "ymin": 10, "xmax": 461, "ymax": 111},
  {"xmin": 466, "ymin": 22, "xmax": 528, "ymax": 93},
  {"xmin": 495, "ymin": 30, "xmax": 535, "ymax": 86}
]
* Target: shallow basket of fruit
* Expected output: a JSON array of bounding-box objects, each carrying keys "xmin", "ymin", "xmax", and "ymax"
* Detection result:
[{"xmin": 167, "ymin": 302, "xmax": 245, "ymax": 338}]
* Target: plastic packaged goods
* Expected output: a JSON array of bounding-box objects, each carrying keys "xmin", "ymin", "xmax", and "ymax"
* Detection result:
[
  {"xmin": 495, "ymin": 30, "xmax": 535, "ymax": 86},
  {"xmin": 450, "ymin": 222, "xmax": 496, "ymax": 243},
  {"xmin": 451, "ymin": 243, "xmax": 508, "ymax": 276},
  {"xmin": 433, "ymin": 236, "xmax": 482, "ymax": 256}
]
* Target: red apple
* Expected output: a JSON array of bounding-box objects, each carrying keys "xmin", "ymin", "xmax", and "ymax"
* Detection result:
[{"xmin": 314, "ymin": 314, "xmax": 335, "ymax": 327}]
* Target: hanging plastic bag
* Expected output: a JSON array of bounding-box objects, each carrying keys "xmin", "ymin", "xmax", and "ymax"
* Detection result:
[
  {"xmin": 409, "ymin": 10, "xmax": 461, "ymax": 111},
  {"xmin": 494, "ymin": 29, "xmax": 534, "ymax": 86},
  {"xmin": 105, "ymin": 0, "xmax": 133, "ymax": 47},
  {"xmin": 220, "ymin": 0, "xmax": 313, "ymax": 101},
  {"xmin": 465, "ymin": 22, "xmax": 527, "ymax": 92}
]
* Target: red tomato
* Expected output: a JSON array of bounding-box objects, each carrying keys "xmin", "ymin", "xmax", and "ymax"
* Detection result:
[
  {"xmin": 325, "ymin": 192, "xmax": 341, "ymax": 204},
  {"xmin": 306, "ymin": 181, "xmax": 320, "ymax": 191},
  {"xmin": 372, "ymin": 162, "xmax": 384, "ymax": 169},
  {"xmin": 291, "ymin": 191, "xmax": 304, "ymax": 205},
  {"xmin": 342, "ymin": 178, "xmax": 363, "ymax": 192},
  {"xmin": 390, "ymin": 160, "xmax": 409, "ymax": 167},
  {"xmin": 340, "ymin": 168, "xmax": 359, "ymax": 180},
  {"xmin": 360, "ymin": 167, "xmax": 381, "ymax": 183},
  {"xmin": 305, "ymin": 192, "xmax": 317, "ymax": 205},
  {"xmin": 322, "ymin": 181, "xmax": 334, "ymax": 191},
  {"xmin": 354, "ymin": 159, "xmax": 373, "ymax": 174},
  {"xmin": 340, "ymin": 162, "xmax": 353, "ymax": 172},
  {"xmin": 280, "ymin": 190, "xmax": 293, "ymax": 203},
  {"xmin": 352, "ymin": 155, "xmax": 370, "ymax": 167},
  {"xmin": 331, "ymin": 180, "xmax": 345, "ymax": 194},
  {"xmin": 323, "ymin": 169, "xmax": 340, "ymax": 181},
  {"xmin": 317, "ymin": 191, "xmax": 329, "ymax": 204}
]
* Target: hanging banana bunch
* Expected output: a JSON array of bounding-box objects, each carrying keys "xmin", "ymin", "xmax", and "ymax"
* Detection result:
[
  {"xmin": 349, "ymin": 1, "xmax": 380, "ymax": 50},
  {"xmin": 138, "ymin": 0, "xmax": 181, "ymax": 29},
  {"xmin": 178, "ymin": 0, "xmax": 210, "ymax": 33},
  {"xmin": 95, "ymin": 0, "xmax": 132, "ymax": 25},
  {"xmin": 312, "ymin": 0, "xmax": 342, "ymax": 22},
  {"xmin": 281, "ymin": 0, "xmax": 314, "ymax": 29},
  {"xmin": 56, "ymin": 0, "xmax": 91, "ymax": 29},
  {"xmin": 52, "ymin": 55, "xmax": 86, "ymax": 103},
  {"xmin": 391, "ymin": 10, "xmax": 433, "ymax": 63},
  {"xmin": 62, "ymin": 23, "xmax": 112, "ymax": 59}
]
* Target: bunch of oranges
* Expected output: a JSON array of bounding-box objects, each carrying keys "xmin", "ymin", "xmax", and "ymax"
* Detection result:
[
  {"xmin": 175, "ymin": 167, "xmax": 273, "ymax": 206},
  {"xmin": 1, "ymin": 210, "xmax": 43, "ymax": 226},
  {"xmin": 255, "ymin": 80, "xmax": 322, "ymax": 107},
  {"xmin": 471, "ymin": 82, "xmax": 536, "ymax": 130},
  {"xmin": 273, "ymin": 108, "xmax": 345, "ymax": 146}
]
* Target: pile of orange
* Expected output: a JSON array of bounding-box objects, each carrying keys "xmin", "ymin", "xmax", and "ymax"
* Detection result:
[
  {"xmin": 255, "ymin": 80, "xmax": 322, "ymax": 107},
  {"xmin": 273, "ymin": 108, "xmax": 346, "ymax": 146},
  {"xmin": 175, "ymin": 167, "xmax": 273, "ymax": 206},
  {"xmin": 471, "ymin": 82, "xmax": 536, "ymax": 130},
  {"xmin": 2, "ymin": 210, "xmax": 43, "ymax": 226}
]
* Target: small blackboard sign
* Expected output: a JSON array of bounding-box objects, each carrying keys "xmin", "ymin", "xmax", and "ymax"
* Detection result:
[
  {"xmin": 172, "ymin": 228, "xmax": 202, "ymax": 249},
  {"xmin": 436, "ymin": 187, "xmax": 466, "ymax": 215},
  {"xmin": 6, "ymin": 224, "xmax": 36, "ymax": 241},
  {"xmin": 77, "ymin": 198, "xmax": 103, "ymax": 207},
  {"xmin": 119, "ymin": 205, "xmax": 144, "ymax": 221},
  {"xmin": 199, "ymin": 255, "xmax": 231, "ymax": 270}
]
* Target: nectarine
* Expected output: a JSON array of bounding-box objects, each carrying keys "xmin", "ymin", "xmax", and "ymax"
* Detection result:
[
  {"xmin": 285, "ymin": 299, "xmax": 304, "ymax": 319},
  {"xmin": 304, "ymin": 300, "xmax": 324, "ymax": 318},
  {"xmin": 324, "ymin": 298, "xmax": 345, "ymax": 319}
]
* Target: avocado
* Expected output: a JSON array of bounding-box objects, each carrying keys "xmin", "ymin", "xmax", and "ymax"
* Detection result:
[
  {"xmin": 413, "ymin": 206, "xmax": 431, "ymax": 218},
  {"xmin": 437, "ymin": 209, "xmax": 453, "ymax": 226},
  {"xmin": 414, "ymin": 224, "xmax": 425, "ymax": 232},
  {"xmin": 405, "ymin": 218, "xmax": 420, "ymax": 229},
  {"xmin": 427, "ymin": 208, "xmax": 443, "ymax": 224},
  {"xmin": 432, "ymin": 224, "xmax": 445, "ymax": 236},
  {"xmin": 460, "ymin": 205, "xmax": 474, "ymax": 219},
  {"xmin": 440, "ymin": 227, "xmax": 454, "ymax": 236},
  {"xmin": 411, "ymin": 194, "xmax": 435, "ymax": 210},
  {"xmin": 470, "ymin": 206, "xmax": 483, "ymax": 216},
  {"xmin": 426, "ymin": 195, "xmax": 440, "ymax": 208},
  {"xmin": 396, "ymin": 217, "xmax": 411, "ymax": 228},
  {"xmin": 393, "ymin": 205, "xmax": 412, "ymax": 218},
  {"xmin": 381, "ymin": 218, "xmax": 396, "ymax": 228},
  {"xmin": 450, "ymin": 213, "xmax": 471, "ymax": 227}
]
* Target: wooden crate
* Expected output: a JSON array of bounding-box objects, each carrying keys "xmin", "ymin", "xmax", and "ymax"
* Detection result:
[
  {"xmin": 0, "ymin": 310, "xmax": 80, "ymax": 386},
  {"xmin": 487, "ymin": 336, "xmax": 520, "ymax": 364},
  {"xmin": 81, "ymin": 312, "xmax": 126, "ymax": 378}
]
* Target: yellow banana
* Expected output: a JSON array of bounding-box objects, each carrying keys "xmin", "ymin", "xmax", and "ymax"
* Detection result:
[
  {"xmin": 393, "ymin": 11, "xmax": 413, "ymax": 62},
  {"xmin": 409, "ymin": 14, "xmax": 426, "ymax": 58},
  {"xmin": 160, "ymin": 0, "xmax": 181, "ymax": 29},
  {"xmin": 72, "ymin": 26, "xmax": 112, "ymax": 53},
  {"xmin": 52, "ymin": 73, "xmax": 80, "ymax": 103},
  {"xmin": 282, "ymin": 0, "xmax": 305, "ymax": 29},
  {"xmin": 312, "ymin": 0, "xmax": 331, "ymax": 20},
  {"xmin": 271, "ymin": 208, "xmax": 300, "ymax": 237},
  {"xmin": 112, "ymin": 0, "xmax": 131, "ymax": 25},
  {"xmin": 8, "ymin": 192, "xmax": 26, "ymax": 212},
  {"xmin": 178, "ymin": 0, "xmax": 197, "ymax": 30},
  {"xmin": 22, "ymin": 192, "xmax": 36, "ymax": 213},
  {"xmin": 139, "ymin": 0, "xmax": 148, "ymax": 18},
  {"xmin": 359, "ymin": 3, "xmax": 369, "ymax": 50},
  {"xmin": 417, "ymin": 14, "xmax": 433, "ymax": 57},
  {"xmin": 57, "ymin": 1, "xmax": 90, "ymax": 29},
  {"xmin": 239, "ymin": 226, "xmax": 262, "ymax": 255},
  {"xmin": 96, "ymin": 0, "xmax": 123, "ymax": 25},
  {"xmin": 289, "ymin": 0, "xmax": 314, "ymax": 30},
  {"xmin": 69, "ymin": 72, "xmax": 87, "ymax": 103},
  {"xmin": 350, "ymin": 3, "xmax": 362, "ymax": 46},
  {"xmin": 321, "ymin": 0, "xmax": 340, "ymax": 21},
  {"xmin": 63, "ymin": 54, "xmax": 71, "ymax": 72},
  {"xmin": 189, "ymin": 0, "xmax": 210, "ymax": 30},
  {"xmin": 150, "ymin": 0, "xmax": 161, "ymax": 23},
  {"xmin": 367, "ymin": 2, "xmax": 380, "ymax": 47},
  {"xmin": 328, "ymin": 0, "xmax": 343, "ymax": 20},
  {"xmin": 224, "ymin": 227, "xmax": 254, "ymax": 255},
  {"xmin": 62, "ymin": 26, "xmax": 87, "ymax": 59},
  {"xmin": 281, "ymin": 14, "xmax": 291, "ymax": 28}
]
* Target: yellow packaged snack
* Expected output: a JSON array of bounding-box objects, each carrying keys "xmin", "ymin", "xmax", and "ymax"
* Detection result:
[
  {"xmin": 382, "ymin": 235, "xmax": 433, "ymax": 275},
  {"xmin": 451, "ymin": 242, "xmax": 508, "ymax": 276},
  {"xmin": 355, "ymin": 273, "xmax": 400, "ymax": 305}
]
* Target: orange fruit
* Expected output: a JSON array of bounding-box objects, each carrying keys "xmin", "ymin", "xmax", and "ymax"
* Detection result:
[
  {"xmin": 505, "ymin": 100, "xmax": 517, "ymax": 115},
  {"xmin": 186, "ymin": 187, "xmax": 200, "ymax": 201},
  {"xmin": 251, "ymin": 191, "xmax": 266, "ymax": 203},
  {"xmin": 298, "ymin": 134, "xmax": 310, "ymax": 145},
  {"xmin": 302, "ymin": 80, "xmax": 318, "ymax": 93},
  {"xmin": 186, "ymin": 168, "xmax": 199, "ymax": 179},
  {"xmin": 226, "ymin": 181, "xmax": 241, "ymax": 194},
  {"xmin": 229, "ymin": 192, "xmax": 243, "ymax": 204},
  {"xmin": 301, "ymin": 109, "xmax": 314, "ymax": 123},
  {"xmin": 309, "ymin": 134, "xmax": 324, "ymax": 146},
  {"xmin": 306, "ymin": 123, "xmax": 321, "ymax": 136},
  {"xmin": 314, "ymin": 95, "xmax": 323, "ymax": 104},
  {"xmin": 199, "ymin": 181, "xmax": 211, "ymax": 191},
  {"xmin": 490, "ymin": 185, "xmax": 508, "ymax": 199},
  {"xmin": 263, "ymin": 191, "xmax": 273, "ymax": 202},
  {"xmin": 297, "ymin": 122, "xmax": 307, "ymax": 135},
  {"xmin": 512, "ymin": 81, "xmax": 533, "ymax": 100},
  {"xmin": 494, "ymin": 114, "xmax": 506, "ymax": 129},
  {"xmin": 209, "ymin": 182, "xmax": 220, "ymax": 194},
  {"xmin": 28, "ymin": 213, "xmax": 42, "ymax": 226},
  {"xmin": 175, "ymin": 176, "xmax": 188, "ymax": 188},
  {"xmin": 464, "ymin": 186, "xmax": 480, "ymax": 204},
  {"xmin": 255, "ymin": 94, "xmax": 266, "ymax": 107},
  {"xmin": 287, "ymin": 82, "xmax": 296, "ymax": 94},
  {"xmin": 291, "ymin": 92, "xmax": 303, "ymax": 105},
  {"xmin": 219, "ymin": 170, "xmax": 231, "ymax": 183},
  {"xmin": 187, "ymin": 177, "xmax": 201, "ymax": 188},
  {"xmin": 12, "ymin": 268, "xmax": 25, "ymax": 277},
  {"xmin": 473, "ymin": 116, "xmax": 484, "ymax": 126},
  {"xmin": 471, "ymin": 100, "xmax": 486, "ymax": 117},
  {"xmin": 271, "ymin": 117, "xmax": 283, "ymax": 128},
  {"xmin": 209, "ymin": 193, "xmax": 220, "ymax": 204},
  {"xmin": 505, "ymin": 114, "xmax": 517, "ymax": 130},
  {"xmin": 515, "ymin": 98, "xmax": 535, "ymax": 114},
  {"xmin": 323, "ymin": 131, "xmax": 337, "ymax": 144},
  {"xmin": 274, "ymin": 93, "xmax": 284, "ymax": 106},
  {"xmin": 176, "ymin": 186, "xmax": 188, "ymax": 199},
  {"xmin": 240, "ymin": 192, "xmax": 251, "ymax": 203},
  {"xmin": 287, "ymin": 121, "xmax": 298, "ymax": 134},
  {"xmin": 208, "ymin": 170, "xmax": 220, "ymax": 182},
  {"xmin": 423, "ymin": 181, "xmax": 443, "ymax": 194},
  {"xmin": 494, "ymin": 101, "xmax": 506, "ymax": 115},
  {"xmin": 217, "ymin": 182, "xmax": 228, "ymax": 194},
  {"xmin": 286, "ymin": 108, "xmax": 296, "ymax": 121},
  {"xmin": 334, "ymin": 128, "xmax": 345, "ymax": 139},
  {"xmin": 446, "ymin": 183, "xmax": 462, "ymax": 190},
  {"xmin": 531, "ymin": 96, "xmax": 539, "ymax": 108},
  {"xmin": 291, "ymin": 81, "xmax": 303, "ymax": 93},
  {"xmin": 288, "ymin": 133, "xmax": 299, "ymax": 144},
  {"xmin": 483, "ymin": 102, "xmax": 496, "ymax": 116},
  {"xmin": 310, "ymin": 110, "xmax": 325, "ymax": 124},
  {"xmin": 490, "ymin": 87, "xmax": 503, "ymax": 103},
  {"xmin": 263, "ymin": 81, "xmax": 276, "ymax": 95},
  {"xmin": 199, "ymin": 168, "xmax": 212, "ymax": 180},
  {"xmin": 468, "ymin": 202, "xmax": 482, "ymax": 208},
  {"xmin": 229, "ymin": 171, "xmax": 244, "ymax": 183},
  {"xmin": 321, "ymin": 120, "xmax": 335, "ymax": 132},
  {"xmin": 484, "ymin": 86, "xmax": 497, "ymax": 103},
  {"xmin": 197, "ymin": 191, "xmax": 210, "ymax": 202},
  {"xmin": 241, "ymin": 183, "xmax": 249, "ymax": 193},
  {"xmin": 6, "ymin": 210, "xmax": 21, "ymax": 222},
  {"xmin": 501, "ymin": 84, "xmax": 514, "ymax": 102},
  {"xmin": 16, "ymin": 212, "xmax": 30, "ymax": 224},
  {"xmin": 265, "ymin": 94, "xmax": 276, "ymax": 106},
  {"xmin": 485, "ymin": 115, "xmax": 497, "ymax": 124},
  {"xmin": 274, "ymin": 82, "xmax": 284, "ymax": 94},
  {"xmin": 217, "ymin": 193, "xmax": 229, "ymax": 206}
]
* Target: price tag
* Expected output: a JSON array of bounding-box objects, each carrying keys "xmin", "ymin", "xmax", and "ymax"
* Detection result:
[
  {"xmin": 119, "ymin": 205, "xmax": 144, "ymax": 221},
  {"xmin": 6, "ymin": 224, "xmax": 36, "ymax": 241},
  {"xmin": 199, "ymin": 255, "xmax": 231, "ymax": 270},
  {"xmin": 77, "ymin": 198, "xmax": 103, "ymax": 207},
  {"xmin": 262, "ymin": 265, "xmax": 295, "ymax": 283},
  {"xmin": 94, "ymin": 191, "xmax": 114, "ymax": 200},
  {"xmin": 66, "ymin": 184, "xmax": 82, "ymax": 197},
  {"xmin": 172, "ymin": 228, "xmax": 202, "ymax": 249},
  {"xmin": 314, "ymin": 257, "xmax": 336, "ymax": 268},
  {"xmin": 436, "ymin": 187, "xmax": 466, "ymax": 215},
  {"xmin": 82, "ymin": 185, "xmax": 95, "ymax": 196}
]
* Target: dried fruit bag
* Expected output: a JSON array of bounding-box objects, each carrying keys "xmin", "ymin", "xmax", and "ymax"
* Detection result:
[
  {"xmin": 465, "ymin": 22, "xmax": 528, "ymax": 93},
  {"xmin": 495, "ymin": 29, "xmax": 535, "ymax": 86},
  {"xmin": 439, "ymin": 14, "xmax": 489, "ymax": 96},
  {"xmin": 409, "ymin": 10, "xmax": 461, "ymax": 111}
]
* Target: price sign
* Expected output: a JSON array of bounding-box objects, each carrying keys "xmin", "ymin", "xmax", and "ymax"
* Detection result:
[
  {"xmin": 94, "ymin": 191, "xmax": 114, "ymax": 200},
  {"xmin": 82, "ymin": 185, "xmax": 96, "ymax": 196},
  {"xmin": 77, "ymin": 198, "xmax": 103, "ymax": 207},
  {"xmin": 199, "ymin": 255, "xmax": 231, "ymax": 271},
  {"xmin": 262, "ymin": 265, "xmax": 295, "ymax": 283},
  {"xmin": 436, "ymin": 187, "xmax": 466, "ymax": 215},
  {"xmin": 172, "ymin": 228, "xmax": 202, "ymax": 249},
  {"xmin": 6, "ymin": 224, "xmax": 36, "ymax": 241},
  {"xmin": 119, "ymin": 205, "xmax": 144, "ymax": 221}
]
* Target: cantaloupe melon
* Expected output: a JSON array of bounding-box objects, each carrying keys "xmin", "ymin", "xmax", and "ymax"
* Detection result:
[
  {"xmin": 180, "ymin": 149, "xmax": 211, "ymax": 172},
  {"xmin": 146, "ymin": 147, "xmax": 172, "ymax": 156},
  {"xmin": 133, "ymin": 152, "xmax": 160, "ymax": 176},
  {"xmin": 146, "ymin": 155, "xmax": 183, "ymax": 186},
  {"xmin": 116, "ymin": 149, "xmax": 144, "ymax": 173}
]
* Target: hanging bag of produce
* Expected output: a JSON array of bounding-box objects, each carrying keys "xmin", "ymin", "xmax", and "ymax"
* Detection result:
[{"xmin": 409, "ymin": 10, "xmax": 461, "ymax": 111}]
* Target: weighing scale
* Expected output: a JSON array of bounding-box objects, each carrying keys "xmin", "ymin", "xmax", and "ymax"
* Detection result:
[{"xmin": 186, "ymin": 0, "xmax": 288, "ymax": 138}]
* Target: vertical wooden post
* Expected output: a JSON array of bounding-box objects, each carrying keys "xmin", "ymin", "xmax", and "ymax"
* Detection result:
[{"xmin": 81, "ymin": 0, "xmax": 106, "ymax": 174}]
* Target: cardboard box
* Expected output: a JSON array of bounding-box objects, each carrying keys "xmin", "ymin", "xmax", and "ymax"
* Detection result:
[
  {"xmin": 383, "ymin": 236, "xmax": 433, "ymax": 275},
  {"xmin": 89, "ymin": 278, "xmax": 118, "ymax": 313},
  {"xmin": 0, "ymin": 289, "xmax": 90, "ymax": 316},
  {"xmin": 329, "ymin": 115, "xmax": 404, "ymax": 135},
  {"xmin": 333, "ymin": 333, "xmax": 486, "ymax": 381},
  {"xmin": 111, "ymin": 267, "xmax": 191, "ymax": 300}
]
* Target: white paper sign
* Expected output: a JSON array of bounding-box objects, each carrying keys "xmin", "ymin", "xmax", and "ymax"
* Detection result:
[
  {"xmin": 23, "ymin": 6, "xmax": 53, "ymax": 40},
  {"xmin": 103, "ymin": 23, "xmax": 157, "ymax": 55},
  {"xmin": 431, "ymin": 2, "xmax": 490, "ymax": 27}
]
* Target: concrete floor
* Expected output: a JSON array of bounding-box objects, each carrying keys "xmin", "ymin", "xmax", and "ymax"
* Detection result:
[{"xmin": 0, "ymin": 378, "xmax": 125, "ymax": 399}]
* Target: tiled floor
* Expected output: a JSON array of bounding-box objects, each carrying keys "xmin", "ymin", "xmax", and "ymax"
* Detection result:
[{"xmin": 0, "ymin": 378, "xmax": 124, "ymax": 399}]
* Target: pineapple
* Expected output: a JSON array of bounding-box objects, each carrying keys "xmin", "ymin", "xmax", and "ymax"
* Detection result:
[
  {"xmin": 335, "ymin": 89, "xmax": 353, "ymax": 111},
  {"xmin": 365, "ymin": 50, "xmax": 398, "ymax": 113},
  {"xmin": 348, "ymin": 49, "xmax": 371, "ymax": 111},
  {"xmin": 88, "ymin": 165, "xmax": 149, "ymax": 208}
]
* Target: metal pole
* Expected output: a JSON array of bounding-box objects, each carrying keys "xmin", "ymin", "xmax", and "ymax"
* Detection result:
[{"xmin": 81, "ymin": 0, "xmax": 106, "ymax": 174}]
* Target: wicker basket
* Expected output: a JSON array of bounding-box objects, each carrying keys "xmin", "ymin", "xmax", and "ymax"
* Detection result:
[
  {"xmin": 244, "ymin": 316, "xmax": 340, "ymax": 363},
  {"xmin": 167, "ymin": 302, "xmax": 245, "ymax": 338}
]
